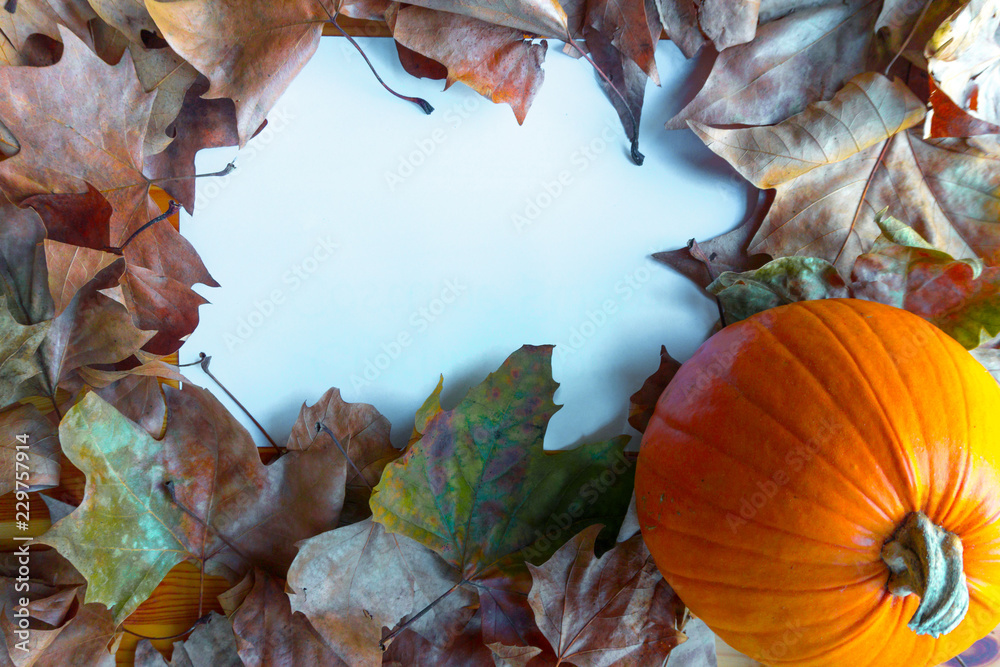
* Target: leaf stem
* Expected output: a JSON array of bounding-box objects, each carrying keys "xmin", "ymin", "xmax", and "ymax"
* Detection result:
[
  {"xmin": 104, "ymin": 201, "xmax": 181, "ymax": 255},
  {"xmin": 564, "ymin": 38, "xmax": 643, "ymax": 165},
  {"xmin": 379, "ymin": 580, "xmax": 467, "ymax": 650},
  {"xmin": 319, "ymin": 3, "xmax": 434, "ymax": 114},
  {"xmin": 190, "ymin": 352, "xmax": 283, "ymax": 452},
  {"xmin": 316, "ymin": 422, "xmax": 372, "ymax": 489},
  {"xmin": 148, "ymin": 160, "xmax": 236, "ymax": 186}
]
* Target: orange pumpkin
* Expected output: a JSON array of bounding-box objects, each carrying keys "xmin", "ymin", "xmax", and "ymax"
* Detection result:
[{"xmin": 636, "ymin": 298, "xmax": 1000, "ymax": 666}]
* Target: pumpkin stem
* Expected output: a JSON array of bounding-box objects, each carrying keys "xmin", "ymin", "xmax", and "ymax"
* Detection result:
[{"xmin": 881, "ymin": 512, "xmax": 969, "ymax": 638}]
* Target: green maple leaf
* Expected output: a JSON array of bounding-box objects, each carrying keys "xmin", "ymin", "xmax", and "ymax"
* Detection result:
[
  {"xmin": 369, "ymin": 345, "xmax": 634, "ymax": 646},
  {"xmin": 39, "ymin": 392, "xmax": 188, "ymax": 624}
]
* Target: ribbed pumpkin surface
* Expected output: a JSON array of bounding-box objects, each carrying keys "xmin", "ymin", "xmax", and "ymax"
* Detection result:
[{"xmin": 636, "ymin": 298, "xmax": 1000, "ymax": 666}]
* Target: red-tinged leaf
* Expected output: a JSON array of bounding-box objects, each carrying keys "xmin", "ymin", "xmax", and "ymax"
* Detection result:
[
  {"xmin": 0, "ymin": 403, "xmax": 59, "ymax": 493},
  {"xmin": 853, "ymin": 244, "xmax": 1000, "ymax": 350},
  {"xmin": 586, "ymin": 0, "xmax": 660, "ymax": 83},
  {"xmin": 526, "ymin": 525, "xmax": 685, "ymax": 666},
  {"xmin": 389, "ymin": 5, "xmax": 548, "ymax": 124},
  {"xmin": 143, "ymin": 76, "xmax": 242, "ymax": 214},
  {"xmin": 43, "ymin": 241, "xmax": 118, "ymax": 316},
  {"xmin": 927, "ymin": 0, "xmax": 1000, "ymax": 130},
  {"xmin": 395, "ymin": 41, "xmax": 448, "ymax": 80},
  {"xmin": 285, "ymin": 387, "xmax": 399, "ymax": 525},
  {"xmin": 927, "ymin": 80, "xmax": 1000, "ymax": 138},
  {"xmin": 628, "ymin": 345, "xmax": 682, "ymax": 433},
  {"xmin": 119, "ymin": 264, "xmax": 208, "ymax": 355},
  {"xmin": 402, "ymin": 0, "xmax": 570, "ymax": 37},
  {"xmin": 24, "ymin": 185, "xmax": 112, "ymax": 250},
  {"xmin": 0, "ymin": 29, "xmax": 217, "ymax": 303},
  {"xmin": 287, "ymin": 518, "xmax": 476, "ymax": 667},
  {"xmin": 667, "ymin": 1, "xmax": 880, "ymax": 130},
  {"xmin": 134, "ymin": 613, "xmax": 241, "ymax": 667},
  {"xmin": 0, "ymin": 0, "xmax": 96, "ymax": 66},
  {"xmin": 229, "ymin": 568, "xmax": 345, "ymax": 667}
]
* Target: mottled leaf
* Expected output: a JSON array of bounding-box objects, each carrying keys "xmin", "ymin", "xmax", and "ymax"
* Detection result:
[
  {"xmin": 708, "ymin": 256, "xmax": 850, "ymax": 323},
  {"xmin": 389, "ymin": 5, "xmax": 548, "ymax": 124}
]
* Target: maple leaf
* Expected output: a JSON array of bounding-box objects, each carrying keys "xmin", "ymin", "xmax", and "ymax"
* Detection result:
[
  {"xmin": 667, "ymin": 0, "xmax": 880, "ymax": 130},
  {"xmin": 134, "ymin": 612, "xmax": 241, "ymax": 667},
  {"xmin": 0, "ymin": 403, "xmax": 60, "ymax": 493},
  {"xmin": 403, "ymin": 0, "xmax": 570, "ymax": 37},
  {"xmin": 0, "ymin": 0, "xmax": 96, "ymax": 66},
  {"xmin": 287, "ymin": 518, "xmax": 475, "ymax": 667},
  {"xmin": 389, "ymin": 4, "xmax": 548, "ymax": 124},
  {"xmin": 286, "ymin": 386, "xmax": 399, "ymax": 525},
  {"xmin": 927, "ymin": 0, "xmax": 1000, "ymax": 130},
  {"xmin": 228, "ymin": 568, "xmax": 345, "ymax": 667},
  {"xmin": 693, "ymin": 72, "xmax": 1000, "ymax": 273},
  {"xmin": 40, "ymin": 383, "xmax": 354, "ymax": 623},
  {"xmin": 142, "ymin": 77, "xmax": 241, "ymax": 214},
  {"xmin": 0, "ymin": 295, "xmax": 50, "ymax": 406},
  {"xmin": 0, "ymin": 28, "xmax": 217, "ymax": 351},
  {"xmin": 93, "ymin": 374, "xmax": 168, "ymax": 437},
  {"xmin": 369, "ymin": 346, "xmax": 635, "ymax": 647},
  {"xmin": 525, "ymin": 524, "xmax": 685, "ymax": 666},
  {"xmin": 43, "ymin": 241, "xmax": 118, "ymax": 317}
]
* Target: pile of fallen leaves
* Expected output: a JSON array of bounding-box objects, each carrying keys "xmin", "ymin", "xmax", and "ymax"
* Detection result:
[{"xmin": 1, "ymin": 0, "xmax": 999, "ymax": 665}]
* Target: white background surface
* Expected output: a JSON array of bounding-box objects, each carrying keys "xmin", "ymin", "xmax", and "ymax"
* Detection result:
[{"xmin": 177, "ymin": 37, "xmax": 753, "ymax": 450}]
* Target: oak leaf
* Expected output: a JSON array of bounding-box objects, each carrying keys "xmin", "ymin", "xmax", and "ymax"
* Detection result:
[
  {"xmin": 0, "ymin": 0, "xmax": 95, "ymax": 66},
  {"xmin": 628, "ymin": 344, "xmax": 682, "ymax": 433},
  {"xmin": 525, "ymin": 524, "xmax": 685, "ymax": 666}
]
